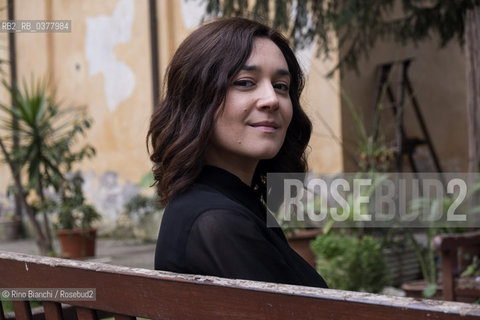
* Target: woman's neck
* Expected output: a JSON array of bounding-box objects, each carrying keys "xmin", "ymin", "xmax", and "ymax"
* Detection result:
[{"xmin": 205, "ymin": 157, "xmax": 258, "ymax": 186}]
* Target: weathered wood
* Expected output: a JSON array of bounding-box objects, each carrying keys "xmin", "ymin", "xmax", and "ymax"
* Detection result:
[
  {"xmin": 76, "ymin": 307, "xmax": 97, "ymax": 320},
  {"xmin": 114, "ymin": 314, "xmax": 136, "ymax": 320},
  {"xmin": 1, "ymin": 251, "xmax": 480, "ymax": 319},
  {"xmin": 42, "ymin": 301, "xmax": 63, "ymax": 320},
  {"xmin": 433, "ymin": 231, "xmax": 480, "ymax": 301},
  {"xmin": 439, "ymin": 249, "xmax": 455, "ymax": 301},
  {"xmin": 432, "ymin": 230, "xmax": 480, "ymax": 251},
  {"xmin": 466, "ymin": 5, "xmax": 480, "ymax": 173},
  {"xmin": 12, "ymin": 301, "xmax": 32, "ymax": 320}
]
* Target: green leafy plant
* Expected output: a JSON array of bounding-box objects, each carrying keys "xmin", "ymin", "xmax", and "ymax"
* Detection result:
[
  {"xmin": 311, "ymin": 232, "xmax": 389, "ymax": 292},
  {"xmin": 118, "ymin": 194, "xmax": 163, "ymax": 241},
  {"xmin": 0, "ymin": 77, "xmax": 95, "ymax": 254},
  {"xmin": 206, "ymin": 1, "xmax": 477, "ymax": 75},
  {"xmin": 461, "ymin": 256, "xmax": 480, "ymax": 278},
  {"xmin": 48, "ymin": 172, "xmax": 101, "ymax": 230}
]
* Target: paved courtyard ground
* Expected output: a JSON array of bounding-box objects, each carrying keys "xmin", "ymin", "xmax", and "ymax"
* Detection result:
[{"xmin": 0, "ymin": 238, "xmax": 156, "ymax": 269}]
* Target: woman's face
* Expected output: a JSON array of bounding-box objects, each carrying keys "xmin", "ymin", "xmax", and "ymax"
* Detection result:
[{"xmin": 206, "ymin": 37, "xmax": 293, "ymax": 172}]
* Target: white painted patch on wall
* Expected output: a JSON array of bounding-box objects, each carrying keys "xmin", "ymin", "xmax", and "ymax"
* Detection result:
[
  {"xmin": 83, "ymin": 171, "xmax": 139, "ymax": 228},
  {"xmin": 85, "ymin": 0, "xmax": 136, "ymax": 112},
  {"xmin": 295, "ymin": 45, "xmax": 315, "ymax": 76},
  {"xmin": 290, "ymin": 0, "xmax": 314, "ymax": 74},
  {"xmin": 181, "ymin": 0, "xmax": 209, "ymax": 29}
]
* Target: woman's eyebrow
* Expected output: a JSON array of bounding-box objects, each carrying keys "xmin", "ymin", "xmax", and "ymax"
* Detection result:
[
  {"xmin": 277, "ymin": 69, "xmax": 291, "ymax": 77},
  {"xmin": 241, "ymin": 65, "xmax": 291, "ymax": 77}
]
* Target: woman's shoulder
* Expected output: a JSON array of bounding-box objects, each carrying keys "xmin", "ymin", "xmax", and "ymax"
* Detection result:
[
  {"xmin": 169, "ymin": 183, "xmax": 244, "ymax": 211},
  {"xmin": 162, "ymin": 183, "xmax": 248, "ymax": 226}
]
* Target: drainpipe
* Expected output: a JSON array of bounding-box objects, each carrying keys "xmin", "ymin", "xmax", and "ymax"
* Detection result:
[
  {"xmin": 148, "ymin": 0, "xmax": 160, "ymax": 110},
  {"xmin": 7, "ymin": 0, "xmax": 23, "ymax": 237}
]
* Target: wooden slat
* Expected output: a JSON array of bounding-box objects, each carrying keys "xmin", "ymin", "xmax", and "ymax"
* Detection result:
[
  {"xmin": 76, "ymin": 307, "xmax": 97, "ymax": 320},
  {"xmin": 440, "ymin": 249, "xmax": 455, "ymax": 301},
  {"xmin": 432, "ymin": 230, "xmax": 480, "ymax": 251},
  {"xmin": 1, "ymin": 251, "xmax": 480, "ymax": 320},
  {"xmin": 42, "ymin": 301, "xmax": 63, "ymax": 320},
  {"xmin": 114, "ymin": 314, "xmax": 136, "ymax": 320},
  {"xmin": 13, "ymin": 301, "xmax": 33, "ymax": 320}
]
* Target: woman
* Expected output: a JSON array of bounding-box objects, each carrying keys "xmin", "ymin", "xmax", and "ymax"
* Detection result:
[{"xmin": 148, "ymin": 17, "xmax": 327, "ymax": 288}]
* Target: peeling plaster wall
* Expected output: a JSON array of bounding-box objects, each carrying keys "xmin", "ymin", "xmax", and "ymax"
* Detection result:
[
  {"xmin": 0, "ymin": 0, "xmax": 470, "ymax": 232},
  {"xmin": 0, "ymin": 0, "xmax": 343, "ymax": 226},
  {"xmin": 0, "ymin": 0, "xmax": 153, "ymax": 227},
  {"xmin": 85, "ymin": 0, "xmax": 135, "ymax": 112},
  {"xmin": 83, "ymin": 171, "xmax": 139, "ymax": 227}
]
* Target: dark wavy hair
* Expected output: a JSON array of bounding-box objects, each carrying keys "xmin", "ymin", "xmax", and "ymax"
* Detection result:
[{"xmin": 147, "ymin": 17, "xmax": 312, "ymax": 205}]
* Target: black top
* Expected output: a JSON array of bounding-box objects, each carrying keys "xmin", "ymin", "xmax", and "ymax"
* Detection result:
[{"xmin": 154, "ymin": 166, "xmax": 327, "ymax": 288}]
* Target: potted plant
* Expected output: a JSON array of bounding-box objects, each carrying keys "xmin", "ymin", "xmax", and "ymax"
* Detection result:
[
  {"xmin": 0, "ymin": 212, "xmax": 19, "ymax": 242},
  {"xmin": 0, "ymin": 188, "xmax": 20, "ymax": 241},
  {"xmin": 0, "ymin": 77, "xmax": 95, "ymax": 255},
  {"xmin": 311, "ymin": 231, "xmax": 389, "ymax": 292},
  {"xmin": 49, "ymin": 172, "xmax": 101, "ymax": 259}
]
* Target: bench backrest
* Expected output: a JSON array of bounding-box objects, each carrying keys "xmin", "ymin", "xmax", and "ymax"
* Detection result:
[{"xmin": 1, "ymin": 251, "xmax": 480, "ymax": 319}]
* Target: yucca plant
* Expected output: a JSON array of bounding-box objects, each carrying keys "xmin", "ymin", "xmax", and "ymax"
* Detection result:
[{"xmin": 0, "ymin": 77, "xmax": 95, "ymax": 255}]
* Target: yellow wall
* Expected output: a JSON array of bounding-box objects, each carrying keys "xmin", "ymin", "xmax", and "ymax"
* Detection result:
[
  {"xmin": 2, "ymin": 0, "xmax": 153, "ymax": 185},
  {"xmin": 0, "ymin": 0, "xmax": 469, "ymax": 230},
  {"xmin": 0, "ymin": 0, "xmax": 343, "ymax": 221},
  {"xmin": 0, "ymin": 0, "xmax": 468, "ymax": 201}
]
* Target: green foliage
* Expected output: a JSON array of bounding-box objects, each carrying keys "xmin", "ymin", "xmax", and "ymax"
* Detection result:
[
  {"xmin": 205, "ymin": 0, "xmax": 480, "ymax": 74},
  {"xmin": 125, "ymin": 194, "xmax": 163, "ymax": 219},
  {"xmin": 0, "ymin": 77, "xmax": 95, "ymax": 196},
  {"xmin": 1, "ymin": 300, "xmax": 42, "ymax": 314},
  {"xmin": 51, "ymin": 172, "xmax": 101, "ymax": 230},
  {"xmin": 461, "ymin": 256, "xmax": 480, "ymax": 278},
  {"xmin": 113, "ymin": 193, "xmax": 163, "ymax": 241},
  {"xmin": 317, "ymin": 172, "xmax": 391, "ymax": 234},
  {"xmin": 0, "ymin": 77, "xmax": 97, "ymax": 252},
  {"xmin": 138, "ymin": 172, "xmax": 155, "ymax": 189},
  {"xmin": 311, "ymin": 232, "xmax": 389, "ymax": 292}
]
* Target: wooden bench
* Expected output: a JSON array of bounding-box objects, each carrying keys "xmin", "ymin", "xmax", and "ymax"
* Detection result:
[
  {"xmin": 433, "ymin": 230, "xmax": 480, "ymax": 302},
  {"xmin": 1, "ymin": 251, "xmax": 480, "ymax": 320}
]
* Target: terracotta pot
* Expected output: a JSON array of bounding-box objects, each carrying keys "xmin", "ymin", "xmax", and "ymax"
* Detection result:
[
  {"xmin": 0, "ymin": 219, "xmax": 19, "ymax": 241},
  {"xmin": 56, "ymin": 228, "xmax": 97, "ymax": 259},
  {"xmin": 287, "ymin": 229, "xmax": 322, "ymax": 268}
]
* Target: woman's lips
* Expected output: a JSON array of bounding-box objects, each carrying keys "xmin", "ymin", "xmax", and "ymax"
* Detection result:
[{"xmin": 249, "ymin": 121, "xmax": 279, "ymax": 132}]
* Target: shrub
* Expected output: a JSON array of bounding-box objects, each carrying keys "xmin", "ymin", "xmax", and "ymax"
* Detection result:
[{"xmin": 311, "ymin": 233, "xmax": 389, "ymax": 292}]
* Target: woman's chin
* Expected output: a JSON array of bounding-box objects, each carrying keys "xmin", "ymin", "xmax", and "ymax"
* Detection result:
[{"xmin": 256, "ymin": 149, "xmax": 282, "ymax": 160}]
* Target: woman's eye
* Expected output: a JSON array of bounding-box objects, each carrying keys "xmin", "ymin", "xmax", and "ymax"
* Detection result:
[
  {"xmin": 233, "ymin": 80, "xmax": 255, "ymax": 88},
  {"xmin": 274, "ymin": 83, "xmax": 289, "ymax": 92}
]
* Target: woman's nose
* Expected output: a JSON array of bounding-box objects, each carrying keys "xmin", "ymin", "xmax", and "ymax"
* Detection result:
[{"xmin": 256, "ymin": 82, "xmax": 279, "ymax": 111}]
